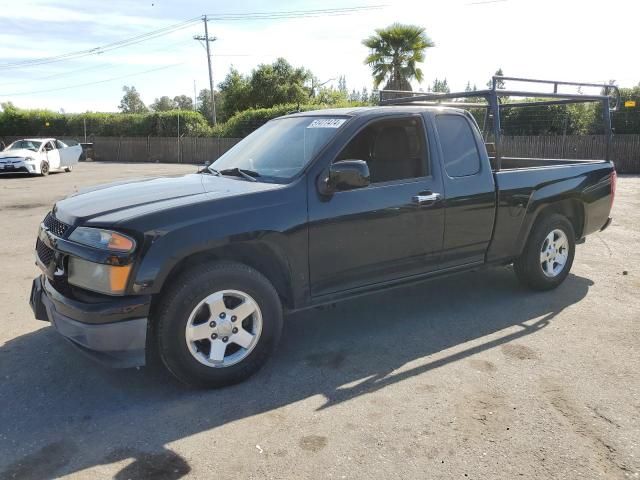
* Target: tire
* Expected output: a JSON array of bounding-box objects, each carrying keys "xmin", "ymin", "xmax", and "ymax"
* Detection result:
[
  {"xmin": 155, "ymin": 261, "xmax": 283, "ymax": 388},
  {"xmin": 40, "ymin": 161, "xmax": 49, "ymax": 176},
  {"xmin": 64, "ymin": 166, "xmax": 73, "ymax": 172},
  {"xmin": 514, "ymin": 213, "xmax": 575, "ymax": 291}
]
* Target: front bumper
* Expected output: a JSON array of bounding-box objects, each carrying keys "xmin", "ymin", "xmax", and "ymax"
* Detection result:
[
  {"xmin": 29, "ymin": 275, "xmax": 150, "ymax": 368},
  {"xmin": 0, "ymin": 158, "xmax": 39, "ymax": 174},
  {"xmin": 0, "ymin": 163, "xmax": 30, "ymax": 174}
]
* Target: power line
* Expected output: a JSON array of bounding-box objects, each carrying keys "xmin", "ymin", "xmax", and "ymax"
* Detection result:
[
  {"xmin": 466, "ymin": 0, "xmax": 508, "ymax": 4},
  {"xmin": 0, "ymin": 38, "xmax": 196, "ymax": 87},
  {"xmin": 0, "ymin": 17, "xmax": 201, "ymax": 70},
  {"xmin": 0, "ymin": 6, "xmax": 384, "ymax": 71},
  {"xmin": 203, "ymin": 5, "xmax": 385, "ymax": 20},
  {"xmin": 0, "ymin": 63, "xmax": 185, "ymax": 97}
]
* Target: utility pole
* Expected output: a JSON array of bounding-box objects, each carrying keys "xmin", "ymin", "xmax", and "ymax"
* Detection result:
[
  {"xmin": 193, "ymin": 15, "xmax": 217, "ymax": 124},
  {"xmin": 193, "ymin": 80, "xmax": 197, "ymax": 111}
]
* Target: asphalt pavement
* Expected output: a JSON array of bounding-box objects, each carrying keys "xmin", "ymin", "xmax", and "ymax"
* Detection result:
[{"xmin": 0, "ymin": 163, "xmax": 638, "ymax": 479}]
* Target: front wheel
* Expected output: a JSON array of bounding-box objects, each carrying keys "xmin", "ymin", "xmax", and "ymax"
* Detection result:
[
  {"xmin": 514, "ymin": 213, "xmax": 576, "ymax": 291},
  {"xmin": 155, "ymin": 262, "xmax": 283, "ymax": 388},
  {"xmin": 40, "ymin": 161, "xmax": 49, "ymax": 176}
]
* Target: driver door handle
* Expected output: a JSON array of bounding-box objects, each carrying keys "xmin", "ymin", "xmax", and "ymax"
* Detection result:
[{"xmin": 412, "ymin": 192, "xmax": 441, "ymax": 205}]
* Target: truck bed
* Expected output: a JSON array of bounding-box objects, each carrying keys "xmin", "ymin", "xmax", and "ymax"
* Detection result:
[{"xmin": 486, "ymin": 159, "xmax": 614, "ymax": 263}]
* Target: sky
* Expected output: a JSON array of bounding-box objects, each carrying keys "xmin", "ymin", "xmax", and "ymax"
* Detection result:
[{"xmin": 0, "ymin": 0, "xmax": 637, "ymax": 113}]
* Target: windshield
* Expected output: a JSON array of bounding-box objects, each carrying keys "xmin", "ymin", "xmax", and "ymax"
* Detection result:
[
  {"xmin": 210, "ymin": 116, "xmax": 347, "ymax": 181},
  {"xmin": 6, "ymin": 140, "xmax": 42, "ymax": 152}
]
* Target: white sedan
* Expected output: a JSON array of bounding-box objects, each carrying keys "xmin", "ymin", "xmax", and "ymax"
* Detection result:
[{"xmin": 0, "ymin": 138, "xmax": 82, "ymax": 176}]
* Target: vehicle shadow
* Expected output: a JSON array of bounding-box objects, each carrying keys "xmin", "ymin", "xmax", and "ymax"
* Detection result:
[
  {"xmin": 0, "ymin": 172, "xmax": 62, "ymax": 180},
  {"xmin": 0, "ymin": 267, "xmax": 593, "ymax": 479}
]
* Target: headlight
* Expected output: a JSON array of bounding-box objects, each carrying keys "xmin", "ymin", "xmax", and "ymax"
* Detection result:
[
  {"xmin": 67, "ymin": 257, "xmax": 132, "ymax": 295},
  {"xmin": 69, "ymin": 227, "xmax": 136, "ymax": 252},
  {"xmin": 24, "ymin": 157, "xmax": 35, "ymax": 162}
]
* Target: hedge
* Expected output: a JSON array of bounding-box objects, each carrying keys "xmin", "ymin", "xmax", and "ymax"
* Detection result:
[
  {"xmin": 0, "ymin": 102, "xmax": 367, "ymax": 139},
  {"xmin": 0, "ymin": 108, "xmax": 212, "ymax": 138}
]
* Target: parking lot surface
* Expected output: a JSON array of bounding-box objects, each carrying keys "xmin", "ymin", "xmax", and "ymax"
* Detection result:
[{"xmin": 0, "ymin": 163, "xmax": 638, "ymax": 479}]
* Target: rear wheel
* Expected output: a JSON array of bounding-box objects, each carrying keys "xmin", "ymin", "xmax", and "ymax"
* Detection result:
[
  {"xmin": 155, "ymin": 261, "xmax": 283, "ymax": 388},
  {"xmin": 514, "ymin": 213, "xmax": 575, "ymax": 291},
  {"xmin": 64, "ymin": 166, "xmax": 73, "ymax": 172},
  {"xmin": 40, "ymin": 161, "xmax": 49, "ymax": 176}
]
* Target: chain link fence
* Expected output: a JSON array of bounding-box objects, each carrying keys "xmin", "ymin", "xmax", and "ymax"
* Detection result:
[{"xmin": 2, "ymin": 134, "xmax": 639, "ymax": 172}]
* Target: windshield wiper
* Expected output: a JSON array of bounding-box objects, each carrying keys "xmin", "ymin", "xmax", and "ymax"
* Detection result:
[
  {"xmin": 219, "ymin": 167, "xmax": 260, "ymax": 182},
  {"xmin": 199, "ymin": 165, "xmax": 219, "ymax": 175}
]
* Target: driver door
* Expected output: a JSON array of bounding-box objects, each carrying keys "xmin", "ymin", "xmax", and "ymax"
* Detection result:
[
  {"xmin": 307, "ymin": 114, "xmax": 445, "ymax": 297},
  {"xmin": 44, "ymin": 141, "xmax": 60, "ymax": 170}
]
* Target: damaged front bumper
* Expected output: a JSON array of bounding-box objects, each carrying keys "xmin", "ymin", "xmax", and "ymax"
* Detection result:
[{"xmin": 29, "ymin": 275, "xmax": 150, "ymax": 368}]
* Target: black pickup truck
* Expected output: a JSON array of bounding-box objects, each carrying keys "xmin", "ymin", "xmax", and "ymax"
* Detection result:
[{"xmin": 29, "ymin": 77, "xmax": 617, "ymax": 388}]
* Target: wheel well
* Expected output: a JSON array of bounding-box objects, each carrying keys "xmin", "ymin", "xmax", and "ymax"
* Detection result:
[
  {"xmin": 536, "ymin": 199, "xmax": 585, "ymax": 239},
  {"xmin": 156, "ymin": 243, "xmax": 294, "ymax": 310}
]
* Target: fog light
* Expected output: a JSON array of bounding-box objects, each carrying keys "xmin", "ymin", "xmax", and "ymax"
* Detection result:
[{"xmin": 68, "ymin": 257, "xmax": 132, "ymax": 295}]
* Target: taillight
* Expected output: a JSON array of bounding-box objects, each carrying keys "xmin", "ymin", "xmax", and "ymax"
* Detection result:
[{"xmin": 610, "ymin": 169, "xmax": 617, "ymax": 210}]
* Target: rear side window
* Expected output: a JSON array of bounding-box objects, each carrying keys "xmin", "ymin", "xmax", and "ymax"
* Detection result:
[{"xmin": 435, "ymin": 115, "xmax": 481, "ymax": 177}]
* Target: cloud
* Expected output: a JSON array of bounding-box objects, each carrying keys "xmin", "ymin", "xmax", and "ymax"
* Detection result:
[
  {"xmin": 0, "ymin": 1, "xmax": 165, "ymax": 28},
  {"xmin": 0, "ymin": 0, "xmax": 638, "ymax": 113}
]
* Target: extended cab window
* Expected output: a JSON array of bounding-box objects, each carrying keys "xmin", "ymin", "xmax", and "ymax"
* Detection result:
[
  {"xmin": 436, "ymin": 115, "xmax": 481, "ymax": 177},
  {"xmin": 335, "ymin": 116, "xmax": 427, "ymax": 183}
]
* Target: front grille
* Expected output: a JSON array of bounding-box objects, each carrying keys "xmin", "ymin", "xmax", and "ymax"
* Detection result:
[
  {"xmin": 36, "ymin": 238, "xmax": 54, "ymax": 266},
  {"xmin": 50, "ymin": 274, "xmax": 74, "ymax": 297},
  {"xmin": 43, "ymin": 212, "xmax": 70, "ymax": 238}
]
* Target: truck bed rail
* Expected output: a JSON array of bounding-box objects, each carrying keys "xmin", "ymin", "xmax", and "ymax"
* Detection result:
[{"xmin": 379, "ymin": 76, "xmax": 619, "ymax": 170}]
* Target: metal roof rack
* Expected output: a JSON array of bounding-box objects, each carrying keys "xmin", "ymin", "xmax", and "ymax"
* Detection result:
[{"xmin": 378, "ymin": 76, "xmax": 620, "ymax": 169}]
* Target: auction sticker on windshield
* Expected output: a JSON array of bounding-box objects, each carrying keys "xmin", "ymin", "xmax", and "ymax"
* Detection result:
[{"xmin": 307, "ymin": 119, "xmax": 346, "ymax": 128}]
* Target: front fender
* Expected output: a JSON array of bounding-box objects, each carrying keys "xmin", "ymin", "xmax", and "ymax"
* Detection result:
[
  {"xmin": 132, "ymin": 228, "xmax": 292, "ymax": 293},
  {"xmin": 127, "ymin": 180, "xmax": 310, "ymax": 308}
]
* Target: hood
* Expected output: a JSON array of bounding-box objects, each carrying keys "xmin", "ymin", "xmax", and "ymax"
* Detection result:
[
  {"xmin": 53, "ymin": 173, "xmax": 282, "ymax": 225},
  {"xmin": 0, "ymin": 149, "xmax": 38, "ymax": 160}
]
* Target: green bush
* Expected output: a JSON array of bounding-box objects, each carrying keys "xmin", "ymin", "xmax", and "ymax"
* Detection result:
[{"xmin": 0, "ymin": 105, "xmax": 212, "ymax": 138}]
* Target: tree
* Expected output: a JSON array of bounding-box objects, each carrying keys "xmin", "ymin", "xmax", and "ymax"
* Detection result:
[
  {"xmin": 0, "ymin": 101, "xmax": 17, "ymax": 112},
  {"xmin": 150, "ymin": 96, "xmax": 177, "ymax": 112},
  {"xmin": 118, "ymin": 86, "xmax": 147, "ymax": 113},
  {"xmin": 432, "ymin": 78, "xmax": 450, "ymax": 93},
  {"xmin": 173, "ymin": 95, "xmax": 193, "ymax": 110},
  {"xmin": 488, "ymin": 68, "xmax": 505, "ymax": 89},
  {"xmin": 313, "ymin": 86, "xmax": 348, "ymax": 105},
  {"xmin": 217, "ymin": 67, "xmax": 250, "ymax": 120},
  {"xmin": 362, "ymin": 23, "xmax": 434, "ymax": 92},
  {"xmin": 338, "ymin": 75, "xmax": 348, "ymax": 95},
  {"xmin": 217, "ymin": 59, "xmax": 312, "ymax": 118},
  {"xmin": 361, "ymin": 87, "xmax": 369, "ymax": 102},
  {"xmin": 197, "ymin": 89, "xmax": 223, "ymax": 123},
  {"xmin": 248, "ymin": 58, "xmax": 311, "ymax": 108}
]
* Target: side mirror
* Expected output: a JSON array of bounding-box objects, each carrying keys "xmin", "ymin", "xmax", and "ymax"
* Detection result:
[{"xmin": 317, "ymin": 159, "xmax": 370, "ymax": 195}]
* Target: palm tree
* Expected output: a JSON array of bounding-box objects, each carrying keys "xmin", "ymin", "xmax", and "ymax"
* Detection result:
[{"xmin": 362, "ymin": 23, "xmax": 434, "ymax": 92}]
